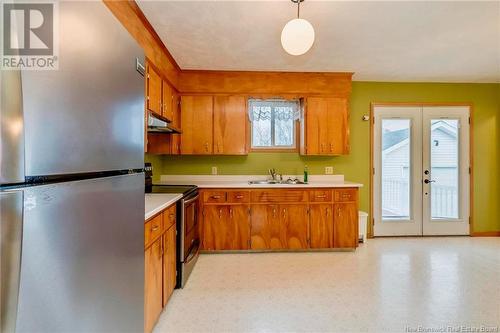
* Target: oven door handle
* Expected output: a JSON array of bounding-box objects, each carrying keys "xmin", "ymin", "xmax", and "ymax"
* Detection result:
[
  {"xmin": 185, "ymin": 240, "xmax": 200, "ymax": 265},
  {"xmin": 183, "ymin": 194, "xmax": 199, "ymax": 206}
]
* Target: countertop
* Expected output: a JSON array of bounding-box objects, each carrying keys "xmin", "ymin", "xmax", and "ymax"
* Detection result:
[
  {"xmin": 157, "ymin": 175, "xmax": 363, "ymax": 189},
  {"xmin": 145, "ymin": 193, "xmax": 182, "ymax": 220}
]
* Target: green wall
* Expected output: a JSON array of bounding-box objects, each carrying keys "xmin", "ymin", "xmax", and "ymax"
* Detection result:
[{"xmin": 146, "ymin": 82, "xmax": 500, "ymax": 233}]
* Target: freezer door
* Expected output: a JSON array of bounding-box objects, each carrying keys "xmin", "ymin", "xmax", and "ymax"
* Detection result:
[
  {"xmin": 0, "ymin": 70, "xmax": 24, "ymax": 185},
  {"xmin": 0, "ymin": 191, "xmax": 24, "ymax": 333},
  {"xmin": 16, "ymin": 174, "xmax": 144, "ymax": 333},
  {"xmin": 21, "ymin": 1, "xmax": 144, "ymax": 176}
]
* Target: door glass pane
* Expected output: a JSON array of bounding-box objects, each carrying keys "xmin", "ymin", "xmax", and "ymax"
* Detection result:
[
  {"xmin": 381, "ymin": 119, "xmax": 411, "ymax": 220},
  {"xmin": 430, "ymin": 119, "xmax": 459, "ymax": 219}
]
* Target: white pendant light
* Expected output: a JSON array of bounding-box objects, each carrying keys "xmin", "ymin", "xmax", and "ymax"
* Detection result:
[{"xmin": 281, "ymin": 0, "xmax": 315, "ymax": 56}]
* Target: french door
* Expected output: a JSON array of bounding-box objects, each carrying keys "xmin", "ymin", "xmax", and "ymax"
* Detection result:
[{"xmin": 373, "ymin": 105, "xmax": 470, "ymax": 236}]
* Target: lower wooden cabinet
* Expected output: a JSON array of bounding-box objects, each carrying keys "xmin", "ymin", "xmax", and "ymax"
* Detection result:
[
  {"xmin": 250, "ymin": 204, "xmax": 308, "ymax": 250},
  {"xmin": 163, "ymin": 225, "xmax": 176, "ymax": 306},
  {"xmin": 333, "ymin": 202, "xmax": 358, "ymax": 248},
  {"xmin": 202, "ymin": 205, "xmax": 250, "ymax": 250},
  {"xmin": 144, "ymin": 237, "xmax": 163, "ymax": 333},
  {"xmin": 144, "ymin": 205, "xmax": 177, "ymax": 333},
  {"xmin": 309, "ymin": 204, "xmax": 334, "ymax": 248},
  {"xmin": 201, "ymin": 188, "xmax": 358, "ymax": 252}
]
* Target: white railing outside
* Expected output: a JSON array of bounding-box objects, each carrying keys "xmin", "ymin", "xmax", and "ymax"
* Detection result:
[{"xmin": 382, "ymin": 178, "xmax": 458, "ymax": 219}]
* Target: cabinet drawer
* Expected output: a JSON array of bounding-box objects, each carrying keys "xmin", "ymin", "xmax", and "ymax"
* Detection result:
[
  {"xmin": 309, "ymin": 190, "xmax": 333, "ymax": 202},
  {"xmin": 145, "ymin": 213, "xmax": 163, "ymax": 248},
  {"xmin": 251, "ymin": 190, "xmax": 308, "ymax": 203},
  {"xmin": 334, "ymin": 189, "xmax": 357, "ymax": 202},
  {"xmin": 203, "ymin": 190, "xmax": 226, "ymax": 203},
  {"xmin": 227, "ymin": 190, "xmax": 250, "ymax": 203},
  {"xmin": 164, "ymin": 204, "xmax": 176, "ymax": 230}
]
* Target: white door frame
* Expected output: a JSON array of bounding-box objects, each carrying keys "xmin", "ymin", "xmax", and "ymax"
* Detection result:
[{"xmin": 371, "ymin": 104, "xmax": 471, "ymax": 237}]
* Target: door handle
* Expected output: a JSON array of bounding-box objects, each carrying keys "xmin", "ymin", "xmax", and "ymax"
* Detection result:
[{"xmin": 424, "ymin": 179, "xmax": 436, "ymax": 184}]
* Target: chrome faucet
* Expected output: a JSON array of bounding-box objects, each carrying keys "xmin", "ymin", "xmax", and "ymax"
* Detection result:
[{"xmin": 269, "ymin": 168, "xmax": 277, "ymax": 181}]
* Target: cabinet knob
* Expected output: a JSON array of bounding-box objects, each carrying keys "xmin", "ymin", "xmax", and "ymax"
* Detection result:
[
  {"xmin": 152, "ymin": 225, "xmax": 159, "ymax": 231},
  {"xmin": 316, "ymin": 194, "xmax": 327, "ymax": 198},
  {"xmin": 235, "ymin": 195, "xmax": 244, "ymax": 199}
]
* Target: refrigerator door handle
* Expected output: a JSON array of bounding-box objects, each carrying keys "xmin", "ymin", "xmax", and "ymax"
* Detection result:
[
  {"xmin": 0, "ymin": 190, "xmax": 24, "ymax": 333},
  {"xmin": 0, "ymin": 69, "xmax": 25, "ymax": 185}
]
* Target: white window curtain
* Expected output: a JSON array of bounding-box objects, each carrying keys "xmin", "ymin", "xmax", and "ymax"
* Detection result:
[{"xmin": 248, "ymin": 99, "xmax": 301, "ymax": 122}]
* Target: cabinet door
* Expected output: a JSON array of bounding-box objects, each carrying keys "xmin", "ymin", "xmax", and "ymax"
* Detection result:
[
  {"xmin": 202, "ymin": 206, "xmax": 228, "ymax": 250},
  {"xmin": 144, "ymin": 238, "xmax": 163, "ymax": 333},
  {"xmin": 163, "ymin": 225, "xmax": 176, "ymax": 306},
  {"xmin": 170, "ymin": 92, "xmax": 181, "ymax": 155},
  {"xmin": 326, "ymin": 97, "xmax": 349, "ymax": 155},
  {"xmin": 228, "ymin": 205, "xmax": 250, "ymax": 250},
  {"xmin": 180, "ymin": 96, "xmax": 213, "ymax": 154},
  {"xmin": 281, "ymin": 204, "xmax": 308, "ymax": 249},
  {"xmin": 303, "ymin": 97, "xmax": 349, "ymax": 155},
  {"xmin": 146, "ymin": 65, "xmax": 162, "ymax": 116},
  {"xmin": 161, "ymin": 81, "xmax": 174, "ymax": 121},
  {"xmin": 250, "ymin": 204, "xmax": 279, "ymax": 249},
  {"xmin": 333, "ymin": 202, "xmax": 358, "ymax": 248},
  {"xmin": 304, "ymin": 97, "xmax": 329, "ymax": 155},
  {"xmin": 213, "ymin": 96, "xmax": 247, "ymax": 155},
  {"xmin": 310, "ymin": 204, "xmax": 334, "ymax": 248}
]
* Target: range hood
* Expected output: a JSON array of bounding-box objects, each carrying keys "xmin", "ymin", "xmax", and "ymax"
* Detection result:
[{"xmin": 147, "ymin": 112, "xmax": 181, "ymax": 134}]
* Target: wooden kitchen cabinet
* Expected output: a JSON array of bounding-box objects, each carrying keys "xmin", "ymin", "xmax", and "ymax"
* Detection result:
[
  {"xmin": 163, "ymin": 224, "xmax": 176, "ymax": 306},
  {"xmin": 180, "ymin": 95, "xmax": 214, "ymax": 154},
  {"xmin": 309, "ymin": 204, "xmax": 334, "ymax": 248},
  {"xmin": 161, "ymin": 81, "xmax": 174, "ymax": 122},
  {"xmin": 250, "ymin": 204, "xmax": 308, "ymax": 250},
  {"xmin": 333, "ymin": 202, "xmax": 358, "ymax": 248},
  {"xmin": 170, "ymin": 92, "xmax": 181, "ymax": 155},
  {"xmin": 144, "ymin": 204, "xmax": 177, "ymax": 333},
  {"xmin": 144, "ymin": 237, "xmax": 163, "ymax": 333},
  {"xmin": 202, "ymin": 205, "xmax": 250, "ymax": 250},
  {"xmin": 201, "ymin": 188, "xmax": 358, "ymax": 252},
  {"xmin": 301, "ymin": 97, "xmax": 349, "ymax": 155},
  {"xmin": 213, "ymin": 96, "xmax": 248, "ymax": 155},
  {"xmin": 281, "ymin": 204, "xmax": 308, "ymax": 249},
  {"xmin": 146, "ymin": 64, "xmax": 162, "ymax": 117}
]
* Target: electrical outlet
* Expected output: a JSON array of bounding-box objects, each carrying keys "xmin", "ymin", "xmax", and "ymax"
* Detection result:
[
  {"xmin": 325, "ymin": 166, "xmax": 333, "ymax": 175},
  {"xmin": 211, "ymin": 166, "xmax": 218, "ymax": 175}
]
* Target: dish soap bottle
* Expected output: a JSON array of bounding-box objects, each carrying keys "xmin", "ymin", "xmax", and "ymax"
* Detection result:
[{"xmin": 304, "ymin": 165, "xmax": 308, "ymax": 183}]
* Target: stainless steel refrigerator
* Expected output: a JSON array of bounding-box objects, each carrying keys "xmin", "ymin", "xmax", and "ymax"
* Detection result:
[{"xmin": 1, "ymin": 2, "xmax": 145, "ymax": 332}]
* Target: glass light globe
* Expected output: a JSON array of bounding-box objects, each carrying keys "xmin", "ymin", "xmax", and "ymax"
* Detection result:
[{"xmin": 281, "ymin": 18, "xmax": 315, "ymax": 56}]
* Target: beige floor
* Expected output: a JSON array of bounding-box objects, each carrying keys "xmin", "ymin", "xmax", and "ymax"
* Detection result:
[{"xmin": 153, "ymin": 238, "xmax": 500, "ymax": 333}]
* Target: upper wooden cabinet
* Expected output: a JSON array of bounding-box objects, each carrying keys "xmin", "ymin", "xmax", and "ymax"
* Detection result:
[
  {"xmin": 162, "ymin": 81, "xmax": 174, "ymax": 122},
  {"xmin": 213, "ymin": 96, "xmax": 247, "ymax": 155},
  {"xmin": 180, "ymin": 95, "xmax": 248, "ymax": 155},
  {"xmin": 180, "ymin": 95, "xmax": 214, "ymax": 154},
  {"xmin": 146, "ymin": 62, "xmax": 175, "ymax": 122},
  {"xmin": 301, "ymin": 97, "xmax": 349, "ymax": 155},
  {"xmin": 146, "ymin": 64, "xmax": 162, "ymax": 117}
]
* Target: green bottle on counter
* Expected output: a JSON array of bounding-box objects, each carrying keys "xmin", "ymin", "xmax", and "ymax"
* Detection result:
[{"xmin": 304, "ymin": 165, "xmax": 308, "ymax": 183}]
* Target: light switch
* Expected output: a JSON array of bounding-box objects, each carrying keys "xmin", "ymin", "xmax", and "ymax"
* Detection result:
[
  {"xmin": 325, "ymin": 166, "xmax": 333, "ymax": 175},
  {"xmin": 211, "ymin": 166, "xmax": 218, "ymax": 175}
]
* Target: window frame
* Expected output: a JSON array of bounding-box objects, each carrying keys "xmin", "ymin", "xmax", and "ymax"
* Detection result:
[{"xmin": 248, "ymin": 98, "xmax": 300, "ymax": 152}]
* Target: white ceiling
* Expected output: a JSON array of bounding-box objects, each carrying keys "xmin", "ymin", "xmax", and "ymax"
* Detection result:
[{"xmin": 138, "ymin": 1, "xmax": 500, "ymax": 83}]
